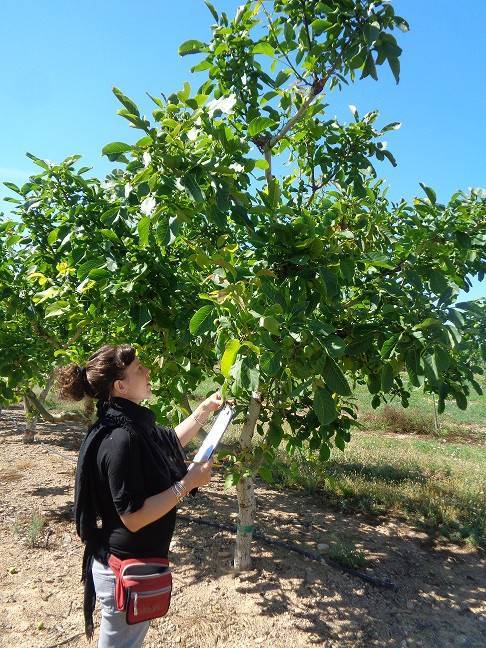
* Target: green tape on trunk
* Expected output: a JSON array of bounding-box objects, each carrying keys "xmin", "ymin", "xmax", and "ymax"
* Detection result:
[{"xmin": 236, "ymin": 524, "xmax": 254, "ymax": 534}]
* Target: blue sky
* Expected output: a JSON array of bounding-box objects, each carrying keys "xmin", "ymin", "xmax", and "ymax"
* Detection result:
[{"xmin": 1, "ymin": 0, "xmax": 484, "ymax": 299}]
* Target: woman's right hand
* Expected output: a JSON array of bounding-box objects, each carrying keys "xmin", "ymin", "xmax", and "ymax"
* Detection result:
[{"xmin": 184, "ymin": 456, "xmax": 215, "ymax": 489}]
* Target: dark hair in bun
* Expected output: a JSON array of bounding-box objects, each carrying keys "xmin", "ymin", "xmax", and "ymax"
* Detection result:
[{"xmin": 55, "ymin": 344, "xmax": 137, "ymax": 402}]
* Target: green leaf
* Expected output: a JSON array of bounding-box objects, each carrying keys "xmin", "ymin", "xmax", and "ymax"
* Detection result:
[
  {"xmin": 3, "ymin": 182, "xmax": 22, "ymax": 194},
  {"xmin": 455, "ymin": 300, "xmax": 483, "ymax": 314},
  {"xmin": 318, "ymin": 268, "xmax": 339, "ymax": 299},
  {"xmin": 319, "ymin": 443, "xmax": 331, "ymax": 461},
  {"xmin": 88, "ymin": 267, "xmax": 111, "ymax": 280},
  {"xmin": 274, "ymin": 70, "xmax": 290, "ymax": 87},
  {"xmin": 112, "ymin": 87, "xmax": 140, "ymax": 117},
  {"xmin": 388, "ymin": 56, "xmax": 400, "ymax": 84},
  {"xmin": 260, "ymin": 316, "xmax": 280, "ymax": 336},
  {"xmin": 323, "ymin": 336, "xmax": 346, "ymax": 358},
  {"xmin": 419, "ymin": 182, "xmax": 437, "ymax": 204},
  {"xmin": 371, "ymin": 394, "xmax": 381, "ymax": 409},
  {"xmin": 102, "ymin": 142, "xmax": 132, "ymax": 156},
  {"xmin": 138, "ymin": 216, "xmax": 150, "ymax": 247},
  {"xmin": 44, "ymin": 300, "xmax": 70, "ymax": 318},
  {"xmin": 260, "ymin": 351, "xmax": 282, "ymax": 377},
  {"xmin": 429, "ymin": 270, "xmax": 448, "ymax": 295},
  {"xmin": 221, "ymin": 339, "xmax": 241, "ymax": 378},
  {"xmin": 100, "ymin": 228, "xmax": 119, "ymax": 242},
  {"xmin": 334, "ymin": 431, "xmax": 346, "ymax": 452},
  {"xmin": 405, "ymin": 349, "xmax": 421, "ymax": 387},
  {"xmin": 254, "ymin": 159, "xmax": 269, "ymax": 170},
  {"xmin": 311, "ymin": 18, "xmax": 331, "ymax": 36},
  {"xmin": 179, "ymin": 39, "xmax": 207, "ymax": 56},
  {"xmin": 454, "ymin": 389, "xmax": 467, "ymax": 411},
  {"xmin": 361, "ymin": 52, "xmax": 378, "ymax": 81},
  {"xmin": 252, "ymin": 42, "xmax": 275, "ymax": 56},
  {"xmin": 367, "ymin": 372, "xmax": 381, "ymax": 394},
  {"xmin": 189, "ymin": 305, "xmax": 214, "ymax": 335},
  {"xmin": 130, "ymin": 303, "xmax": 152, "ymax": 331},
  {"xmin": 284, "ymin": 23, "xmax": 294, "ymax": 43},
  {"xmin": 100, "ymin": 206, "xmax": 119, "ymax": 226},
  {"xmin": 423, "ymin": 353, "xmax": 439, "ymax": 383},
  {"xmin": 434, "ymin": 347, "xmax": 450, "ymax": 373},
  {"xmin": 346, "ymin": 338, "xmax": 371, "ymax": 356},
  {"xmin": 181, "ymin": 173, "xmax": 204, "ymax": 203},
  {"xmin": 224, "ymin": 472, "xmax": 238, "ymax": 489},
  {"xmin": 413, "ymin": 318, "xmax": 442, "ymax": 331},
  {"xmin": 381, "ymin": 334, "xmax": 399, "ymax": 359},
  {"xmin": 470, "ymin": 379, "xmax": 483, "ymax": 396},
  {"xmin": 47, "ymin": 228, "xmax": 59, "ymax": 246},
  {"xmin": 26, "ymin": 152, "xmax": 49, "ymax": 170},
  {"xmin": 77, "ymin": 258, "xmax": 105, "ymax": 280},
  {"xmin": 241, "ymin": 340, "xmax": 261, "ymax": 355},
  {"xmin": 248, "ymin": 116, "xmax": 277, "ymax": 137},
  {"xmin": 381, "ymin": 363, "xmax": 394, "ymax": 393},
  {"xmin": 447, "ymin": 309, "xmax": 465, "ymax": 328},
  {"xmin": 322, "ymin": 356, "xmax": 351, "ymax": 396},
  {"xmin": 204, "ymin": 0, "xmax": 218, "ymax": 21},
  {"xmin": 258, "ymin": 466, "xmax": 273, "ymax": 483},
  {"xmin": 313, "ymin": 387, "xmax": 337, "ymax": 426}
]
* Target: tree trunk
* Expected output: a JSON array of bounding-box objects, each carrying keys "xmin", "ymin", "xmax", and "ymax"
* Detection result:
[
  {"xmin": 233, "ymin": 391, "xmax": 262, "ymax": 571},
  {"xmin": 432, "ymin": 392, "xmax": 440, "ymax": 435},
  {"xmin": 23, "ymin": 395, "xmax": 37, "ymax": 443},
  {"xmin": 39, "ymin": 372, "xmax": 55, "ymax": 404}
]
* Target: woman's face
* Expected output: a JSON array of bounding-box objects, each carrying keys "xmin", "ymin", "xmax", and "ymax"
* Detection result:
[{"xmin": 112, "ymin": 356, "xmax": 152, "ymax": 404}]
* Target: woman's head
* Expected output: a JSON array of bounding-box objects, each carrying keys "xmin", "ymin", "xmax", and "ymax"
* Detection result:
[{"xmin": 55, "ymin": 343, "xmax": 152, "ymax": 405}]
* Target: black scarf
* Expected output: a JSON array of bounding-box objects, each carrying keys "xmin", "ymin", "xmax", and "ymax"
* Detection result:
[{"xmin": 74, "ymin": 397, "xmax": 190, "ymax": 641}]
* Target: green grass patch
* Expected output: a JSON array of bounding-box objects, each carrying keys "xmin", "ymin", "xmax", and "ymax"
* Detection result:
[
  {"xmin": 328, "ymin": 539, "xmax": 368, "ymax": 569},
  {"xmin": 269, "ymin": 432, "xmax": 486, "ymax": 549},
  {"xmin": 352, "ymin": 379, "xmax": 486, "ymax": 436}
]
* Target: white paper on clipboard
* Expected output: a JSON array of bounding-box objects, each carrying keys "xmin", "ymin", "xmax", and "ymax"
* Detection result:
[{"xmin": 192, "ymin": 403, "xmax": 235, "ymax": 463}]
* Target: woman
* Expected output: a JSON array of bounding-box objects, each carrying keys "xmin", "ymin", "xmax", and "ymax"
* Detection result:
[{"xmin": 56, "ymin": 343, "xmax": 220, "ymax": 647}]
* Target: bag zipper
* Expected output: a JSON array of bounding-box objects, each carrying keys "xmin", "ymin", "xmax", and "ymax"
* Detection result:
[
  {"xmin": 132, "ymin": 586, "xmax": 172, "ymax": 616},
  {"xmin": 121, "ymin": 564, "xmax": 170, "ymax": 579},
  {"xmin": 123, "ymin": 571, "xmax": 170, "ymax": 580}
]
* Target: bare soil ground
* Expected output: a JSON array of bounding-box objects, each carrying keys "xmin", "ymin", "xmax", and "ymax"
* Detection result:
[{"xmin": 0, "ymin": 408, "xmax": 485, "ymax": 648}]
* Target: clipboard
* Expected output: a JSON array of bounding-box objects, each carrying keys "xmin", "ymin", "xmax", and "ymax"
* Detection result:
[{"xmin": 192, "ymin": 402, "xmax": 235, "ymax": 462}]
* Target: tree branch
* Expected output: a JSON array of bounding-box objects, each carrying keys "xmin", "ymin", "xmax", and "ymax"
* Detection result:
[
  {"xmin": 270, "ymin": 77, "xmax": 327, "ymax": 148},
  {"xmin": 61, "ymin": 324, "xmax": 83, "ymax": 350},
  {"xmin": 264, "ymin": 145, "xmax": 273, "ymax": 187},
  {"xmin": 25, "ymin": 388, "xmax": 90, "ymax": 424},
  {"xmin": 30, "ymin": 320, "xmax": 60, "ymax": 348}
]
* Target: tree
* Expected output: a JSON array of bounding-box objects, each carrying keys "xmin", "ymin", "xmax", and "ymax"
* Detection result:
[{"xmin": 2, "ymin": 0, "xmax": 485, "ymax": 569}]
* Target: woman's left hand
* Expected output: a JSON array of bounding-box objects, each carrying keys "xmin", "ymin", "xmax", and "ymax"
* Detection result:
[{"xmin": 200, "ymin": 391, "xmax": 224, "ymax": 414}]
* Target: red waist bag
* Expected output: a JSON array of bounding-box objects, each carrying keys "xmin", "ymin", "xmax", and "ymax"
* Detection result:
[{"xmin": 108, "ymin": 554, "xmax": 172, "ymax": 625}]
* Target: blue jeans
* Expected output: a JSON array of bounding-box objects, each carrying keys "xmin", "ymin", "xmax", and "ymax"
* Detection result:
[{"xmin": 92, "ymin": 557, "xmax": 151, "ymax": 648}]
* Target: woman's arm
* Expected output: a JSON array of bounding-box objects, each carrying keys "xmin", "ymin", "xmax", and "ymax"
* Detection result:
[
  {"xmin": 174, "ymin": 392, "xmax": 223, "ymax": 448},
  {"xmin": 174, "ymin": 403, "xmax": 212, "ymax": 448},
  {"xmin": 120, "ymin": 460, "xmax": 213, "ymax": 532}
]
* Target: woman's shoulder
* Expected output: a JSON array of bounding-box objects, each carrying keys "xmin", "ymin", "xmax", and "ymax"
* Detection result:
[{"xmin": 96, "ymin": 419, "xmax": 139, "ymax": 457}]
